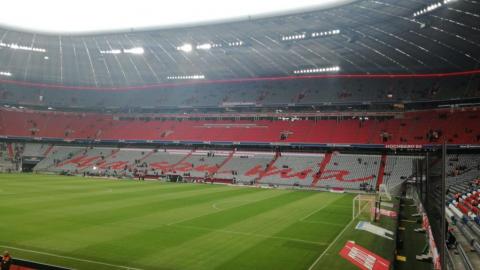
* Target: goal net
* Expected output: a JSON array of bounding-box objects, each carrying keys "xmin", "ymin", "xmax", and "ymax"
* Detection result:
[
  {"xmin": 378, "ymin": 184, "xmax": 392, "ymax": 201},
  {"xmin": 352, "ymin": 194, "xmax": 377, "ymax": 221}
]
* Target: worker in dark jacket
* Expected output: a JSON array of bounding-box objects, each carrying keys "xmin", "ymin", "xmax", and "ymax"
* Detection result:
[{"xmin": 1, "ymin": 251, "xmax": 11, "ymax": 270}]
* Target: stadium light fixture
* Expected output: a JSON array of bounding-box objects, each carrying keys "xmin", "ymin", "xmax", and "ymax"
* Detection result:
[
  {"xmin": 293, "ymin": 66, "xmax": 340, "ymax": 74},
  {"xmin": 100, "ymin": 49, "xmax": 122, "ymax": 54},
  {"xmin": 413, "ymin": 0, "xmax": 455, "ymax": 17},
  {"xmin": 0, "ymin": 71, "xmax": 12, "ymax": 77},
  {"xmin": 196, "ymin": 43, "xmax": 212, "ymax": 50},
  {"xmin": 177, "ymin": 43, "xmax": 193, "ymax": 53},
  {"xmin": 311, "ymin": 29, "xmax": 340, "ymax": 38},
  {"xmin": 227, "ymin": 41, "xmax": 244, "ymax": 47},
  {"xmin": 0, "ymin": 42, "xmax": 46, "ymax": 53},
  {"xmin": 124, "ymin": 47, "xmax": 145, "ymax": 55},
  {"xmin": 167, "ymin": 74, "xmax": 205, "ymax": 80},
  {"xmin": 283, "ymin": 29, "xmax": 339, "ymax": 41},
  {"xmin": 281, "ymin": 33, "xmax": 306, "ymax": 41},
  {"xmin": 100, "ymin": 47, "xmax": 144, "ymax": 55}
]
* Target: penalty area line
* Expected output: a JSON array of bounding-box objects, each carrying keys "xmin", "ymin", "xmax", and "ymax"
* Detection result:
[
  {"xmin": 0, "ymin": 245, "xmax": 143, "ymax": 270},
  {"xmin": 307, "ymin": 217, "xmax": 356, "ymax": 270},
  {"xmin": 307, "ymin": 197, "xmax": 370, "ymax": 270}
]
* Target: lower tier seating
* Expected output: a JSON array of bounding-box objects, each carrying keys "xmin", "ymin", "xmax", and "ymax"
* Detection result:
[{"xmin": 33, "ymin": 145, "xmax": 424, "ymax": 191}]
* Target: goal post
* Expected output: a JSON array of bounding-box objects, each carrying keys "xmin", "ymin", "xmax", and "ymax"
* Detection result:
[{"xmin": 352, "ymin": 194, "xmax": 377, "ymax": 222}]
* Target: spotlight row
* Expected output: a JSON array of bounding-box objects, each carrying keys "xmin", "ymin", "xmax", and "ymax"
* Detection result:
[
  {"xmin": 293, "ymin": 66, "xmax": 340, "ymax": 74},
  {"xmin": 282, "ymin": 33, "xmax": 306, "ymax": 41},
  {"xmin": 0, "ymin": 42, "xmax": 46, "ymax": 53},
  {"xmin": 413, "ymin": 0, "xmax": 455, "ymax": 17},
  {"xmin": 196, "ymin": 43, "xmax": 222, "ymax": 50},
  {"xmin": 227, "ymin": 41, "xmax": 243, "ymax": 47},
  {"xmin": 177, "ymin": 41, "xmax": 243, "ymax": 53},
  {"xmin": 100, "ymin": 47, "xmax": 144, "ymax": 55},
  {"xmin": 311, "ymin": 29, "xmax": 340, "ymax": 38},
  {"xmin": 282, "ymin": 29, "xmax": 340, "ymax": 41},
  {"xmin": 167, "ymin": 75, "xmax": 205, "ymax": 80},
  {"xmin": 0, "ymin": 71, "xmax": 12, "ymax": 77}
]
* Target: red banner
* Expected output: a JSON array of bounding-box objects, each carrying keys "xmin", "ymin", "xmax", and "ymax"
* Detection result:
[
  {"xmin": 339, "ymin": 241, "xmax": 390, "ymax": 270},
  {"xmin": 372, "ymin": 207, "xmax": 398, "ymax": 218}
]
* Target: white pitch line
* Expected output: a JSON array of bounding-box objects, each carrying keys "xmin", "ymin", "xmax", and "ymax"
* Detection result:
[
  {"xmin": 307, "ymin": 217, "xmax": 356, "ymax": 270},
  {"xmin": 307, "ymin": 201, "xmax": 369, "ymax": 270},
  {"xmin": 0, "ymin": 245, "xmax": 143, "ymax": 270},
  {"xmin": 211, "ymin": 203, "xmax": 221, "ymax": 210},
  {"xmin": 299, "ymin": 199, "xmax": 349, "ymax": 222},
  {"xmin": 170, "ymin": 224, "xmax": 329, "ymax": 246},
  {"xmin": 168, "ymin": 198, "xmax": 263, "ymax": 226},
  {"xmin": 299, "ymin": 206, "xmax": 327, "ymax": 222},
  {"xmin": 211, "ymin": 199, "xmax": 257, "ymax": 211},
  {"xmin": 299, "ymin": 220, "xmax": 345, "ymax": 227}
]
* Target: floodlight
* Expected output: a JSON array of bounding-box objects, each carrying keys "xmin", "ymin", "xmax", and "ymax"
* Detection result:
[{"xmin": 177, "ymin": 44, "xmax": 193, "ymax": 52}]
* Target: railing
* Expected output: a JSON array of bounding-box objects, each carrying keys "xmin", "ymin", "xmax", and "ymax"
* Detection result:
[
  {"xmin": 0, "ymin": 257, "xmax": 71, "ymax": 270},
  {"xmin": 457, "ymin": 244, "xmax": 475, "ymax": 270}
]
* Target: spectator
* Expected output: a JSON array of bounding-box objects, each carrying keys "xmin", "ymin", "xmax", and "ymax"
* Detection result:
[{"xmin": 1, "ymin": 251, "xmax": 11, "ymax": 270}]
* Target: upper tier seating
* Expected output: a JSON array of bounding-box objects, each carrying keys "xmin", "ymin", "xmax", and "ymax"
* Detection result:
[
  {"xmin": 1, "ymin": 108, "xmax": 479, "ymax": 145},
  {"xmin": 1, "ymin": 76, "xmax": 479, "ymax": 108}
]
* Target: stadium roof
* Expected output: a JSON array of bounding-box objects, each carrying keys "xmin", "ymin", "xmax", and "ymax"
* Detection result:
[
  {"xmin": 0, "ymin": 0, "xmax": 479, "ymax": 89},
  {"xmin": 0, "ymin": 0, "xmax": 353, "ymax": 34}
]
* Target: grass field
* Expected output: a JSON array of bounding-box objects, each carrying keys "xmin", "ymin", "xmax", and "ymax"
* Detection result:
[{"xmin": 0, "ymin": 174, "xmax": 394, "ymax": 270}]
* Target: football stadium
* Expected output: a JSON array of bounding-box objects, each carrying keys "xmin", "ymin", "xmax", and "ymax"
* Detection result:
[{"xmin": 0, "ymin": 0, "xmax": 479, "ymax": 269}]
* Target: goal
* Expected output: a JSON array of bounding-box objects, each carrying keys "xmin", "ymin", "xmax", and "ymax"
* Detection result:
[{"xmin": 352, "ymin": 194, "xmax": 377, "ymax": 221}]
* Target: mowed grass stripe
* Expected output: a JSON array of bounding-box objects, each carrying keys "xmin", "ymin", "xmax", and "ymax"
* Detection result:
[
  {"xmin": 3, "ymin": 183, "xmax": 225, "ymax": 216},
  {"xmin": 0, "ymin": 184, "xmax": 226, "ymax": 227},
  {"xmin": 55, "ymin": 191, "xmax": 302, "ymax": 269},
  {"xmin": 2, "ymin": 186, "xmax": 260, "ymax": 246},
  {"xmin": 135, "ymin": 193, "xmax": 347, "ymax": 270},
  {"xmin": 0, "ymin": 184, "xmax": 233, "ymax": 232},
  {"xmin": 20, "ymin": 189, "xmax": 287, "ymax": 261},
  {"xmin": 0, "ymin": 174, "xmax": 139, "ymax": 193},
  {"xmin": 195, "ymin": 194, "xmax": 353, "ymax": 270},
  {"xmin": 65, "ymin": 191, "xmax": 303, "ymax": 265},
  {"xmin": 0, "ymin": 174, "xmax": 356, "ymax": 270},
  {"xmin": 0, "ymin": 177, "xmax": 212, "ymax": 207},
  {"xmin": 276, "ymin": 194, "xmax": 353, "ymax": 243},
  {"xmin": 0, "ymin": 184, "xmax": 171, "ymax": 205}
]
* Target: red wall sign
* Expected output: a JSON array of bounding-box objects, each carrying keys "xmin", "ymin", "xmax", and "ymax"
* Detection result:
[{"xmin": 339, "ymin": 241, "xmax": 390, "ymax": 270}]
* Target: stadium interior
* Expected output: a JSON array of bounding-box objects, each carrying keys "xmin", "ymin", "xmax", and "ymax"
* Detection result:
[{"xmin": 0, "ymin": 0, "xmax": 480, "ymax": 270}]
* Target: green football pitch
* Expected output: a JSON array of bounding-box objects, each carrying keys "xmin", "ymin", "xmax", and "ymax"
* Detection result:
[{"xmin": 0, "ymin": 174, "xmax": 394, "ymax": 270}]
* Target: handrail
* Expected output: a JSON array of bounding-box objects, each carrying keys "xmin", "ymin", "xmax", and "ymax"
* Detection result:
[{"xmin": 457, "ymin": 244, "xmax": 475, "ymax": 270}]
